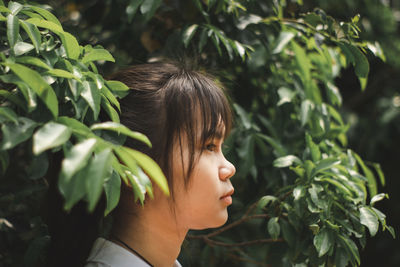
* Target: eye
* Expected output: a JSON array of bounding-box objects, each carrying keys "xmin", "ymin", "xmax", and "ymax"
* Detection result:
[{"xmin": 205, "ymin": 143, "xmax": 217, "ymax": 152}]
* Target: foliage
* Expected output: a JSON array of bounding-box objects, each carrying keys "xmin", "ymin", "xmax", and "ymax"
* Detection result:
[{"xmin": 0, "ymin": 0, "xmax": 395, "ymax": 266}]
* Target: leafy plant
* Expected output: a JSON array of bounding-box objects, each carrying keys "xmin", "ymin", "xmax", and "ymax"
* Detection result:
[{"xmin": 0, "ymin": 0, "xmax": 395, "ymax": 266}]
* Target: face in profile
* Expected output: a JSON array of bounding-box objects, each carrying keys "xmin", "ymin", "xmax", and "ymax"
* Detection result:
[{"xmin": 171, "ymin": 122, "xmax": 236, "ymax": 230}]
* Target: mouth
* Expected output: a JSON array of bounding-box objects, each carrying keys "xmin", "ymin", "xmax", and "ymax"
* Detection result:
[{"xmin": 220, "ymin": 188, "xmax": 234, "ymax": 205}]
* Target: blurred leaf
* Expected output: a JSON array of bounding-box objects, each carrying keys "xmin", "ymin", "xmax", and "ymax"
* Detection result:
[
  {"xmin": 101, "ymin": 96, "xmax": 120, "ymax": 123},
  {"xmin": 268, "ymin": 217, "xmax": 280, "ymax": 239},
  {"xmin": 106, "ymin": 80, "xmax": 129, "ymax": 98},
  {"xmin": 140, "ymin": 0, "xmax": 162, "ymax": 20},
  {"xmin": 32, "ymin": 122, "xmax": 71, "ymax": 155},
  {"xmin": 272, "ymin": 31, "xmax": 295, "ymax": 54},
  {"xmin": 0, "ymin": 117, "xmax": 37, "ymax": 150},
  {"xmin": 120, "ymin": 147, "xmax": 169, "ymax": 196},
  {"xmin": 45, "ymin": 69, "xmax": 80, "ymax": 80},
  {"xmin": 86, "ymin": 148, "xmax": 113, "ymax": 212},
  {"xmin": 273, "ymin": 155, "xmax": 302, "ymax": 168},
  {"xmin": 370, "ymin": 193, "xmax": 387, "ymax": 205},
  {"xmin": 59, "ymin": 138, "xmax": 97, "ymax": 182},
  {"xmin": 0, "ymin": 106, "xmax": 18, "ymax": 123},
  {"xmin": 183, "ymin": 24, "xmax": 198, "ymax": 47},
  {"xmin": 104, "ymin": 170, "xmax": 121, "ymax": 216}
]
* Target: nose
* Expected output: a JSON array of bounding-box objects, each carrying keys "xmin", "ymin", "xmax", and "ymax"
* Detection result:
[{"xmin": 219, "ymin": 158, "xmax": 236, "ymax": 181}]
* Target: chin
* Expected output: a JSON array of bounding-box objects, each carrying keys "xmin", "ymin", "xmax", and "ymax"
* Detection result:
[{"xmin": 192, "ymin": 210, "xmax": 229, "ymax": 230}]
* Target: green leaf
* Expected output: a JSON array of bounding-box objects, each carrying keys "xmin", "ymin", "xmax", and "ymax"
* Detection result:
[
  {"xmin": 58, "ymin": 31, "xmax": 80, "ymax": 60},
  {"xmin": 359, "ymin": 206, "xmax": 379, "ymax": 236},
  {"xmin": 82, "ymin": 48, "xmax": 115, "ymax": 64},
  {"xmin": 346, "ymin": 43, "xmax": 369, "ymax": 78},
  {"xmin": 6, "ymin": 14, "xmax": 19, "ymax": 48},
  {"xmin": 352, "ymin": 151, "xmax": 377, "ymax": 197},
  {"xmin": 20, "ymin": 21, "xmax": 42, "ymax": 53},
  {"xmin": 60, "ymin": 138, "xmax": 97, "ymax": 182},
  {"xmin": 60, "ymin": 165, "xmax": 88, "ymax": 210},
  {"xmin": 104, "ymin": 170, "xmax": 121, "ymax": 216},
  {"xmin": 313, "ymin": 228, "xmax": 333, "ymax": 257},
  {"xmin": 5, "ymin": 63, "xmax": 58, "ymax": 117},
  {"xmin": 273, "ymin": 155, "xmax": 302, "ymax": 168},
  {"xmin": 101, "ymin": 85, "xmax": 120, "ymax": 112},
  {"xmin": 26, "ymin": 18, "xmax": 80, "ymax": 60},
  {"xmin": 372, "ymin": 163, "xmax": 385, "ymax": 186},
  {"xmin": 183, "ymin": 24, "xmax": 198, "ymax": 47},
  {"xmin": 140, "ymin": 0, "xmax": 162, "ymax": 20},
  {"xmin": 300, "ymin": 99, "xmax": 313, "ymax": 126},
  {"xmin": 14, "ymin": 42, "xmax": 35, "ymax": 56},
  {"xmin": 106, "ymin": 80, "xmax": 130, "ymax": 98},
  {"xmin": 16, "ymin": 56, "xmax": 51, "ymax": 70},
  {"xmin": 258, "ymin": 195, "xmax": 277, "ymax": 209},
  {"xmin": 45, "ymin": 69, "xmax": 80, "ymax": 80},
  {"xmin": 305, "ymin": 133, "xmax": 321, "ymax": 162},
  {"xmin": 81, "ymin": 81, "xmax": 101, "ymax": 120},
  {"xmin": 0, "ymin": 106, "xmax": 18, "ymax": 123},
  {"xmin": 57, "ymin": 116, "xmax": 92, "ymax": 137},
  {"xmin": 26, "ymin": 17, "xmax": 63, "ymax": 32},
  {"xmin": 119, "ymin": 147, "xmax": 169, "ymax": 196},
  {"xmin": 91, "ymin": 121, "xmax": 151, "ymax": 147},
  {"xmin": 32, "ymin": 122, "xmax": 71, "ymax": 155},
  {"xmin": 272, "ymin": 31, "xmax": 295, "ymax": 54},
  {"xmin": 28, "ymin": 5, "xmax": 62, "ymax": 26},
  {"xmin": 0, "ymin": 117, "xmax": 37, "ymax": 150},
  {"xmin": 311, "ymin": 158, "xmax": 341, "ymax": 177},
  {"xmin": 8, "ymin": 1, "xmax": 22, "ymax": 15},
  {"xmin": 268, "ymin": 217, "xmax": 280, "ymax": 239},
  {"xmin": 101, "ymin": 97, "xmax": 120, "ymax": 123},
  {"xmin": 370, "ymin": 193, "xmax": 387, "ymax": 205},
  {"xmin": 338, "ymin": 235, "xmax": 360, "ymax": 265},
  {"xmin": 292, "ymin": 41, "xmax": 311, "ymax": 84},
  {"xmin": 86, "ymin": 148, "xmax": 113, "ymax": 212}
]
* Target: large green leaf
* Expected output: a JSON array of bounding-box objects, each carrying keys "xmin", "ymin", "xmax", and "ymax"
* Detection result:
[
  {"xmin": 85, "ymin": 148, "xmax": 113, "ymax": 212},
  {"xmin": 0, "ymin": 106, "xmax": 18, "ymax": 123},
  {"xmin": 5, "ymin": 63, "xmax": 58, "ymax": 117},
  {"xmin": 16, "ymin": 56, "xmax": 51, "ymax": 70},
  {"xmin": 59, "ymin": 138, "xmax": 97, "ymax": 182},
  {"xmin": 32, "ymin": 122, "xmax": 71, "ymax": 155},
  {"xmin": 6, "ymin": 13, "xmax": 19, "ymax": 48}
]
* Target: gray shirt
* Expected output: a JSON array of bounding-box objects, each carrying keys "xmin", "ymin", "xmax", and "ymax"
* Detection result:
[{"xmin": 85, "ymin": 238, "xmax": 182, "ymax": 267}]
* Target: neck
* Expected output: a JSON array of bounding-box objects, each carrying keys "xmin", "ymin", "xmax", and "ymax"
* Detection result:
[{"xmin": 112, "ymin": 200, "xmax": 187, "ymax": 267}]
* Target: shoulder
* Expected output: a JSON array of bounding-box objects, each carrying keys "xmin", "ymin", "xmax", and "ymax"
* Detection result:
[{"xmin": 85, "ymin": 238, "xmax": 151, "ymax": 267}]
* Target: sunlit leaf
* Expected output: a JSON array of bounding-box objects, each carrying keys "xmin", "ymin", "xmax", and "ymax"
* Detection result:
[
  {"xmin": 359, "ymin": 206, "xmax": 379, "ymax": 236},
  {"xmin": 33, "ymin": 122, "xmax": 71, "ymax": 155}
]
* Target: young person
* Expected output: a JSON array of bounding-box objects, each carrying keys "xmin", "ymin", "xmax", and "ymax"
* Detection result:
[{"xmin": 49, "ymin": 61, "xmax": 236, "ymax": 267}]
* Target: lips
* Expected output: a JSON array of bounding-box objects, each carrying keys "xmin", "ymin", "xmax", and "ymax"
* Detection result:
[{"xmin": 220, "ymin": 188, "xmax": 234, "ymax": 205}]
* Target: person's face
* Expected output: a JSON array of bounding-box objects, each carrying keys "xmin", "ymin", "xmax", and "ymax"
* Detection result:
[{"xmin": 172, "ymin": 125, "xmax": 236, "ymax": 230}]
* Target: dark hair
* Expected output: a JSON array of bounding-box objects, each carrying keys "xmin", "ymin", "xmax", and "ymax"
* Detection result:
[
  {"xmin": 112, "ymin": 61, "xmax": 232, "ymax": 193},
  {"xmin": 44, "ymin": 61, "xmax": 233, "ymax": 267}
]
